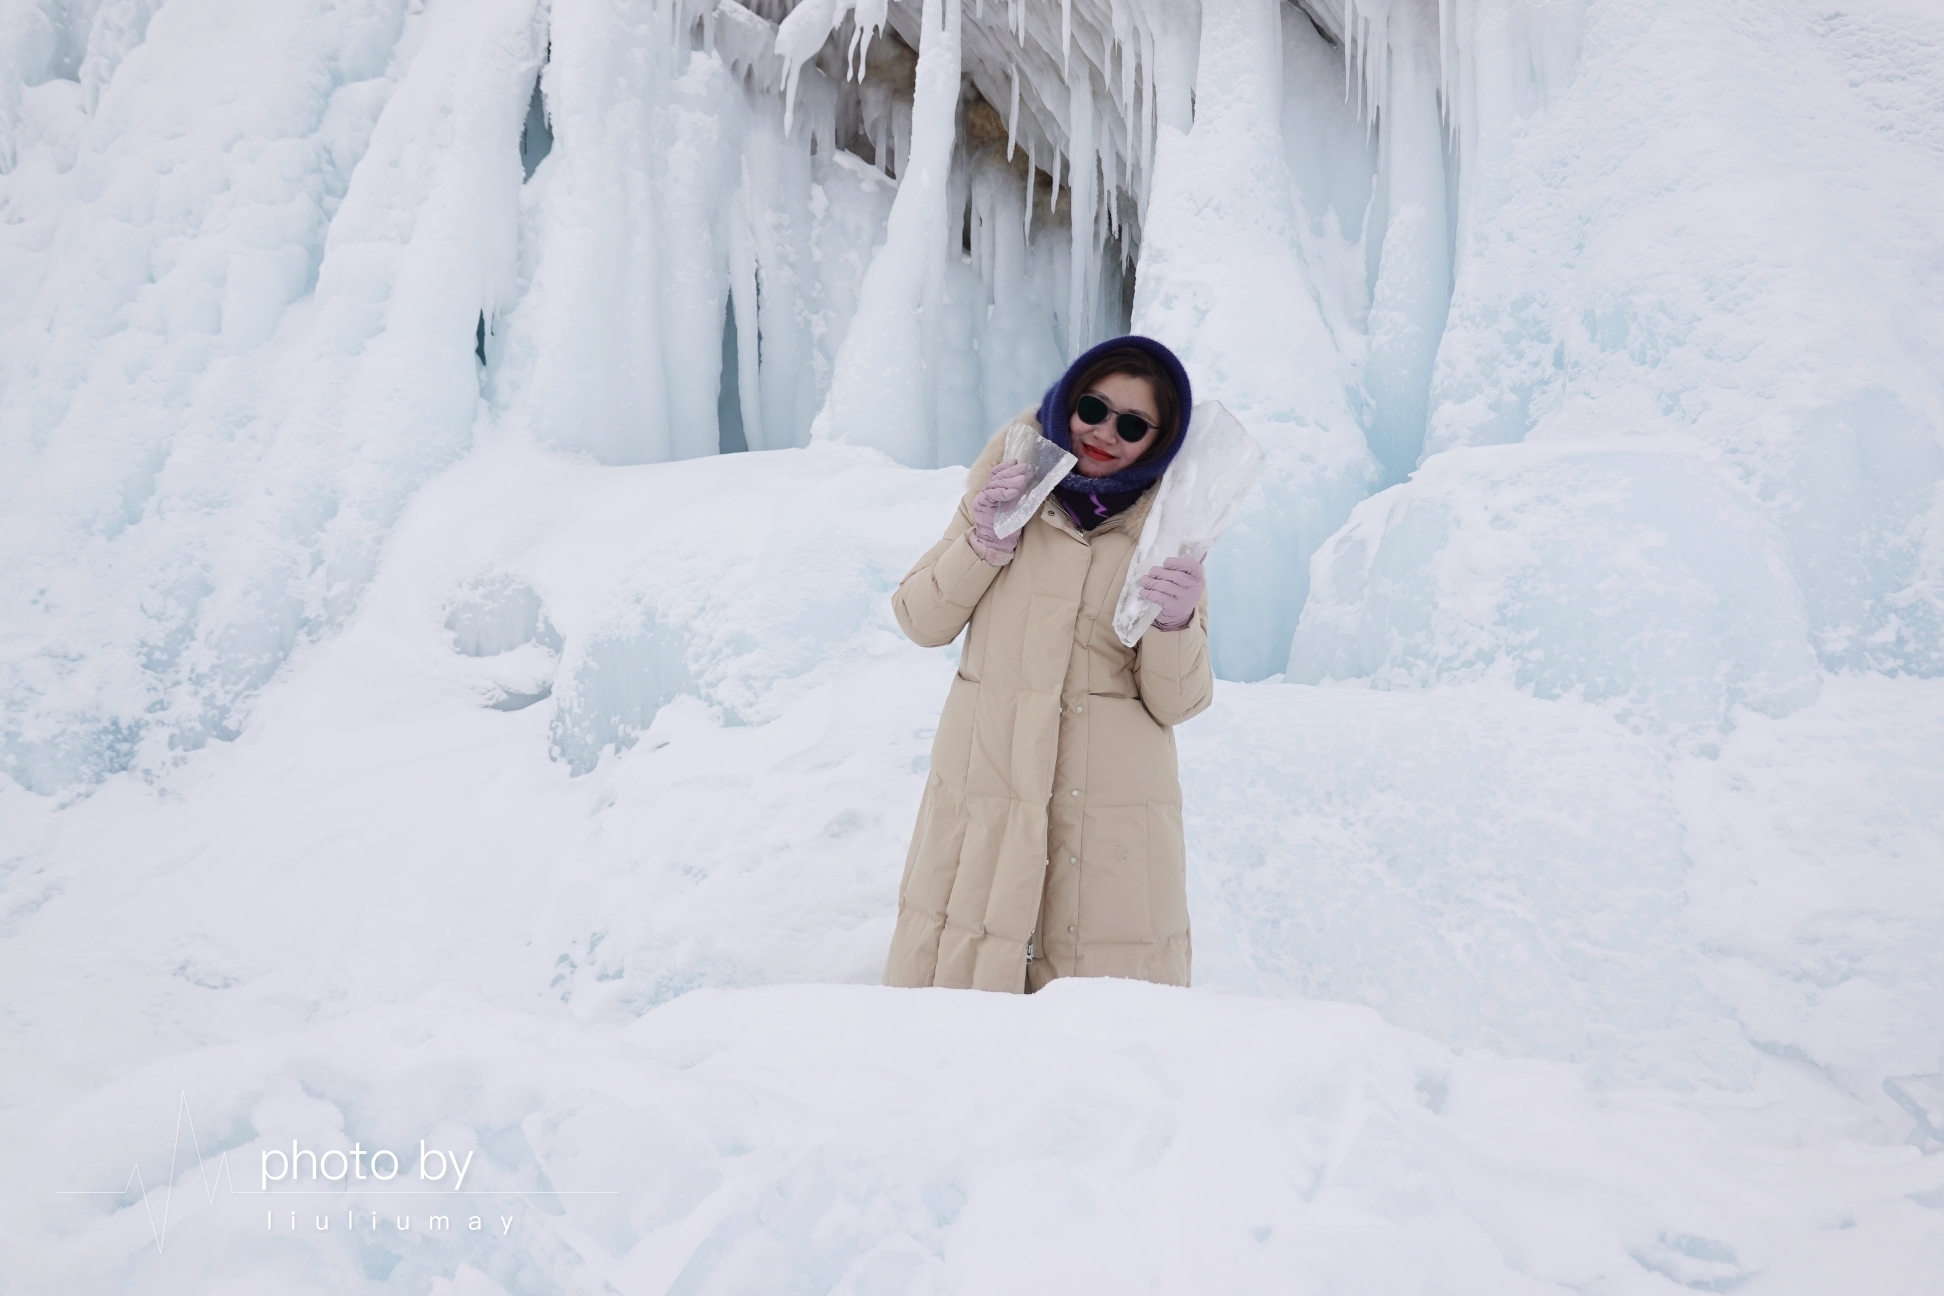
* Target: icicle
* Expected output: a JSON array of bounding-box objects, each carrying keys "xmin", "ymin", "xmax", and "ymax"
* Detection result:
[
  {"xmin": 1359, "ymin": 7, "xmax": 1379, "ymax": 140},
  {"xmin": 922, "ymin": 0, "xmax": 963, "ymax": 462},
  {"xmin": 1358, "ymin": 9, "xmax": 1372, "ymax": 132},
  {"xmin": 1343, "ymin": 0, "xmax": 1357, "ymax": 108},
  {"xmin": 1369, "ymin": 6, "xmax": 1379, "ymax": 126},
  {"xmin": 1067, "ymin": 69, "xmax": 1096, "ymax": 352},
  {"xmin": 1115, "ymin": 0, "xmax": 1133, "ymax": 125},
  {"xmin": 1380, "ymin": 6, "xmax": 1397, "ymax": 136},
  {"xmin": 1140, "ymin": 19, "xmax": 1156, "ymax": 206},
  {"xmin": 892, "ymin": 94, "xmax": 912, "ymax": 177},
  {"xmin": 780, "ymin": 50, "xmax": 802, "ymax": 133},
  {"xmin": 1096, "ymin": 155, "xmax": 1111, "ymax": 258},
  {"xmin": 1062, "ymin": 0, "xmax": 1072, "ymax": 79},
  {"xmin": 1438, "ymin": 0, "xmax": 1457, "ymax": 140},
  {"xmin": 1094, "ymin": 162, "xmax": 1108, "ymax": 255},
  {"xmin": 857, "ymin": 0, "xmax": 891, "ymax": 76},
  {"xmin": 1105, "ymin": 143, "xmax": 1119, "ymax": 242},
  {"xmin": 1025, "ymin": 139, "xmax": 1037, "ymax": 241},
  {"xmin": 815, "ymin": 0, "xmax": 960, "ymax": 465},
  {"xmin": 1371, "ymin": 3, "xmax": 1392, "ymax": 135},
  {"xmin": 971, "ymin": 183, "xmax": 986, "ymax": 289},
  {"xmin": 727, "ymin": 175, "xmax": 766, "ymax": 452},
  {"xmin": 1008, "ymin": 64, "xmax": 1019, "ymax": 160},
  {"xmin": 1050, "ymin": 146, "xmax": 1061, "ymax": 213},
  {"xmin": 777, "ymin": 0, "xmax": 851, "ymax": 136},
  {"xmin": 1453, "ymin": 0, "xmax": 1478, "ymax": 160}
]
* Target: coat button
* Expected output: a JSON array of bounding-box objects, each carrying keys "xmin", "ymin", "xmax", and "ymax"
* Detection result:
[
  {"xmin": 1069, "ymin": 856, "xmax": 1077, "ymax": 865},
  {"xmin": 1074, "ymin": 705, "xmax": 1083, "ymax": 713},
  {"xmin": 1070, "ymin": 789, "xmax": 1079, "ymax": 796},
  {"xmin": 1068, "ymin": 926, "xmax": 1076, "ymax": 933}
]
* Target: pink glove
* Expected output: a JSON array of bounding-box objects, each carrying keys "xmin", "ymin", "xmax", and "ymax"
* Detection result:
[
  {"xmin": 1140, "ymin": 556, "xmax": 1205, "ymax": 631},
  {"xmin": 968, "ymin": 459, "xmax": 1032, "ymax": 565}
]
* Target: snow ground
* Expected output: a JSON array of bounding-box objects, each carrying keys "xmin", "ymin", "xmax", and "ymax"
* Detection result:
[{"xmin": 2, "ymin": 441, "xmax": 1941, "ymax": 1292}]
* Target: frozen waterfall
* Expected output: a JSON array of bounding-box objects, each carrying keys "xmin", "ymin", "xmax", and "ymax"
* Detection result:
[{"xmin": 2, "ymin": 0, "xmax": 1942, "ymax": 791}]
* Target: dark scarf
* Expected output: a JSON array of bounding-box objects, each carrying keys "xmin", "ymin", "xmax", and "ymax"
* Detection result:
[
  {"xmin": 1052, "ymin": 483, "xmax": 1146, "ymax": 532},
  {"xmin": 1035, "ymin": 334, "xmax": 1194, "ymax": 528}
]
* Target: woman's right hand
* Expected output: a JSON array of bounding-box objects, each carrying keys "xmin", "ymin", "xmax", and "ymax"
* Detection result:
[{"xmin": 968, "ymin": 459, "xmax": 1031, "ymax": 565}]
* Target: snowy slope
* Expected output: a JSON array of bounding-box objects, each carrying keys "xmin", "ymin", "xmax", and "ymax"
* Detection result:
[
  {"xmin": 10, "ymin": 983, "xmax": 1944, "ymax": 1294},
  {"xmin": 3, "ymin": 0, "xmax": 1943, "ymax": 1291},
  {"xmin": 2, "ymin": 443, "xmax": 1940, "ymax": 1292}
]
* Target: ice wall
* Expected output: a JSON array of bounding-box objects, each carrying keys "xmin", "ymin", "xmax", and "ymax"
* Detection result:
[
  {"xmin": 0, "ymin": 0, "xmax": 549, "ymax": 792},
  {"xmin": 1134, "ymin": 0, "xmax": 1381, "ymax": 680},
  {"xmin": 487, "ymin": 0, "xmax": 1159, "ymax": 469},
  {"xmin": 1291, "ymin": 444, "xmax": 1824, "ymax": 731},
  {"xmin": 1294, "ymin": 0, "xmax": 1944, "ymax": 710},
  {"xmin": 4, "ymin": 0, "xmax": 1942, "ymax": 793},
  {"xmin": 0, "ymin": 0, "xmax": 1310, "ymax": 786}
]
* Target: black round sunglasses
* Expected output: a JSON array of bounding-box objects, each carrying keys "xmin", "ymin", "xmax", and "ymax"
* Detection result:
[{"xmin": 1074, "ymin": 392, "xmax": 1158, "ymax": 443}]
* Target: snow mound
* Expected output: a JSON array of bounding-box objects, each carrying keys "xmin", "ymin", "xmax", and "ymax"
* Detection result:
[
  {"xmin": 1182, "ymin": 682, "xmax": 1745, "ymax": 1083},
  {"xmin": 14, "ymin": 980, "xmax": 1933, "ymax": 1295},
  {"xmin": 1289, "ymin": 444, "xmax": 1822, "ymax": 731},
  {"xmin": 1423, "ymin": 0, "xmax": 1944, "ymax": 681}
]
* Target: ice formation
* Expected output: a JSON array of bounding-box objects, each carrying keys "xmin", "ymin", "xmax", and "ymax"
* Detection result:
[
  {"xmin": 2, "ymin": 0, "xmax": 1939, "ymax": 793},
  {"xmin": 1112, "ymin": 400, "xmax": 1264, "ymax": 646},
  {"xmin": 991, "ymin": 415, "xmax": 1073, "ymax": 537}
]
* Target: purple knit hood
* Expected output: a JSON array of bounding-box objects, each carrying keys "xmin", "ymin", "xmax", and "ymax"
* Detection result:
[{"xmin": 1036, "ymin": 334, "xmax": 1194, "ymax": 497}]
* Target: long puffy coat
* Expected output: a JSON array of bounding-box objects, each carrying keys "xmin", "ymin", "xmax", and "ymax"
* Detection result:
[{"xmin": 882, "ymin": 414, "xmax": 1215, "ymax": 993}]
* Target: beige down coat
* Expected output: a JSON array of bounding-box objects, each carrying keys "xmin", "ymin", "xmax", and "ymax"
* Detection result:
[{"xmin": 882, "ymin": 416, "xmax": 1215, "ymax": 994}]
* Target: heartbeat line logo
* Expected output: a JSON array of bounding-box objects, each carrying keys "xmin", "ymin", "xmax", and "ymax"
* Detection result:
[
  {"xmin": 54, "ymin": 1092, "xmax": 242, "ymax": 1256},
  {"xmin": 56, "ymin": 1092, "xmax": 618, "ymax": 1258}
]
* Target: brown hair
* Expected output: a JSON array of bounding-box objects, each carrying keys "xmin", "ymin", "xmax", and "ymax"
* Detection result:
[{"xmin": 1069, "ymin": 347, "xmax": 1182, "ymax": 465}]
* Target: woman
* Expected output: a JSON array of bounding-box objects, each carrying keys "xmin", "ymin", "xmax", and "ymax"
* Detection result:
[{"xmin": 882, "ymin": 335, "xmax": 1214, "ymax": 994}]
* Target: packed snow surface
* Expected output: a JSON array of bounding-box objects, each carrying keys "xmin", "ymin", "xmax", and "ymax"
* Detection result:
[
  {"xmin": 3, "ymin": 443, "xmax": 1941, "ymax": 1293},
  {"xmin": 2, "ymin": 0, "xmax": 1943, "ymax": 1291}
]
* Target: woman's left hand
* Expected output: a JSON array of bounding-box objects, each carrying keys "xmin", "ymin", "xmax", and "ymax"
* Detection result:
[{"xmin": 1140, "ymin": 556, "xmax": 1205, "ymax": 631}]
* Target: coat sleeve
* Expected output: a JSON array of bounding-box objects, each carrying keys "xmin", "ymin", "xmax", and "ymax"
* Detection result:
[
  {"xmin": 1134, "ymin": 596, "xmax": 1215, "ymax": 726},
  {"xmin": 891, "ymin": 430, "xmax": 1012, "ymax": 649}
]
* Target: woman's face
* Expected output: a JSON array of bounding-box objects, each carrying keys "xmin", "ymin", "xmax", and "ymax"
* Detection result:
[{"xmin": 1068, "ymin": 373, "xmax": 1162, "ymax": 478}]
